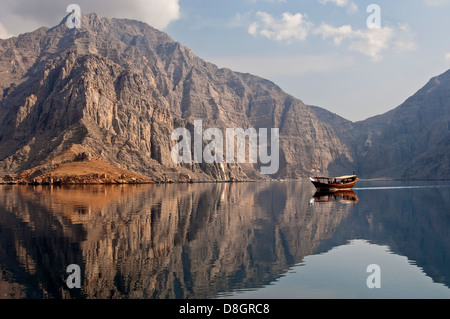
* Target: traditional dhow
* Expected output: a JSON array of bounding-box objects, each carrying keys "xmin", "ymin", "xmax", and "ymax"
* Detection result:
[{"xmin": 309, "ymin": 175, "xmax": 358, "ymax": 191}]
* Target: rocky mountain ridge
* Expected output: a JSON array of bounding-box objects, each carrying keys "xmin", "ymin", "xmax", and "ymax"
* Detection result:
[
  {"xmin": 0, "ymin": 13, "xmax": 448, "ymax": 183},
  {"xmin": 312, "ymin": 68, "xmax": 450, "ymax": 179},
  {"xmin": 0, "ymin": 13, "xmax": 354, "ymax": 184}
]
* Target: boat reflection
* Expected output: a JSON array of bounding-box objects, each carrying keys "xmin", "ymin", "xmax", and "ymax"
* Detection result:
[{"xmin": 311, "ymin": 190, "xmax": 359, "ymax": 205}]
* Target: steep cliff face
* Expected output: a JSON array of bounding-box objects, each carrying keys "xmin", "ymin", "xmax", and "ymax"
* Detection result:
[
  {"xmin": 354, "ymin": 70, "xmax": 450, "ymax": 179},
  {"xmin": 311, "ymin": 69, "xmax": 450, "ymax": 179},
  {"xmin": 365, "ymin": 70, "xmax": 450, "ymax": 179},
  {"xmin": 1, "ymin": 13, "xmax": 449, "ymax": 181},
  {"xmin": 0, "ymin": 13, "xmax": 353, "ymax": 182}
]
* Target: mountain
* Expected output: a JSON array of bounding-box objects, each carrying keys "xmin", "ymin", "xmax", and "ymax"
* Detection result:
[
  {"xmin": 359, "ymin": 70, "xmax": 450, "ymax": 179},
  {"xmin": 0, "ymin": 13, "xmax": 354, "ymax": 184},
  {"xmin": 311, "ymin": 69, "xmax": 450, "ymax": 179},
  {"xmin": 1, "ymin": 13, "xmax": 448, "ymax": 183}
]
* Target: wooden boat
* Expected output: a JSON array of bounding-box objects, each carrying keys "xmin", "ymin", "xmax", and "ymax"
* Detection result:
[{"xmin": 309, "ymin": 175, "xmax": 358, "ymax": 191}]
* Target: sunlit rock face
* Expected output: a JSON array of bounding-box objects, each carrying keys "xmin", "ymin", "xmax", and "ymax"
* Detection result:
[
  {"xmin": 0, "ymin": 13, "xmax": 352, "ymax": 183},
  {"xmin": 312, "ymin": 69, "xmax": 450, "ymax": 180}
]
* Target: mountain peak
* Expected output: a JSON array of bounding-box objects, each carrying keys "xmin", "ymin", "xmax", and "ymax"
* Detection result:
[
  {"xmin": 53, "ymin": 12, "xmax": 174, "ymax": 43},
  {"xmin": 4, "ymin": 12, "xmax": 448, "ymax": 182},
  {"xmin": 0, "ymin": 12, "xmax": 355, "ymax": 182}
]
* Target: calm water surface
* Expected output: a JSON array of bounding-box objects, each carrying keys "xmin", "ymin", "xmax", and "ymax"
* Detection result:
[{"xmin": 0, "ymin": 180, "xmax": 449, "ymax": 299}]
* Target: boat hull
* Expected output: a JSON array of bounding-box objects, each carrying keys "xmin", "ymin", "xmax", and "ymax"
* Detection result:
[{"xmin": 310, "ymin": 178, "xmax": 358, "ymax": 191}]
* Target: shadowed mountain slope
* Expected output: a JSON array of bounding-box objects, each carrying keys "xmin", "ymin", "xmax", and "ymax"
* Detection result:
[{"xmin": 0, "ymin": 13, "xmax": 353, "ymax": 183}]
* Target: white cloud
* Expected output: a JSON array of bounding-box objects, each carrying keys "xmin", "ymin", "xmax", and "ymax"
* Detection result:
[
  {"xmin": 445, "ymin": 53, "xmax": 450, "ymax": 64},
  {"xmin": 348, "ymin": 28, "xmax": 394, "ymax": 62},
  {"xmin": 92, "ymin": 0, "xmax": 181, "ymax": 30},
  {"xmin": 391, "ymin": 23, "xmax": 417, "ymax": 52},
  {"xmin": 248, "ymin": 11, "xmax": 313, "ymax": 43},
  {"xmin": 314, "ymin": 22, "xmax": 417, "ymax": 62},
  {"xmin": 0, "ymin": 22, "xmax": 14, "ymax": 39},
  {"xmin": 245, "ymin": 11, "xmax": 416, "ymax": 61},
  {"xmin": 318, "ymin": 0, "xmax": 358, "ymax": 13},
  {"xmin": 0, "ymin": 0, "xmax": 180, "ymax": 37},
  {"xmin": 313, "ymin": 23, "xmax": 353, "ymax": 45}
]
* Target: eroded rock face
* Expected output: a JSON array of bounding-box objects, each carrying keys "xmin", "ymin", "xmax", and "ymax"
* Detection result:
[
  {"xmin": 0, "ymin": 13, "xmax": 353, "ymax": 182},
  {"xmin": 359, "ymin": 70, "xmax": 450, "ymax": 179},
  {"xmin": 1, "ymin": 13, "xmax": 449, "ymax": 181},
  {"xmin": 312, "ymin": 69, "xmax": 450, "ymax": 180}
]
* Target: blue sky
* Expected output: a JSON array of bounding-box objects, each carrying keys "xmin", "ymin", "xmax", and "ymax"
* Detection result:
[
  {"xmin": 1, "ymin": 0, "xmax": 450, "ymax": 121},
  {"xmin": 166, "ymin": 0, "xmax": 450, "ymax": 121}
]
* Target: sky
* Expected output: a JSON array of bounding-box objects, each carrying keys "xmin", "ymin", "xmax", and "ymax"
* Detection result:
[{"xmin": 1, "ymin": 0, "xmax": 450, "ymax": 121}]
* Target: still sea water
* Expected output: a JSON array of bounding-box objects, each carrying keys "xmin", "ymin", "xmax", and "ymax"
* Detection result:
[{"xmin": 0, "ymin": 180, "xmax": 449, "ymax": 299}]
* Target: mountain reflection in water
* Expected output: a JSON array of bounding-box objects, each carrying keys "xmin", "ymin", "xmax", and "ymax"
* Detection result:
[{"xmin": 0, "ymin": 181, "xmax": 449, "ymax": 299}]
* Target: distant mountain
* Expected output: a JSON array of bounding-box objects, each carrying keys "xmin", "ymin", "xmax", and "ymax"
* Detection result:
[
  {"xmin": 0, "ymin": 13, "xmax": 353, "ymax": 183},
  {"xmin": 358, "ymin": 69, "xmax": 450, "ymax": 179},
  {"xmin": 311, "ymin": 69, "xmax": 450, "ymax": 179}
]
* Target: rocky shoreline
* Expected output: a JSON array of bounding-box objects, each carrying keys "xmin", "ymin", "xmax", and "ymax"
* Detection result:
[
  {"xmin": 0, "ymin": 147, "xmax": 263, "ymax": 186},
  {"xmin": 0, "ymin": 173, "xmax": 153, "ymax": 186},
  {"xmin": 0, "ymin": 175, "xmax": 256, "ymax": 186},
  {"xmin": 0, "ymin": 167, "xmax": 256, "ymax": 186}
]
